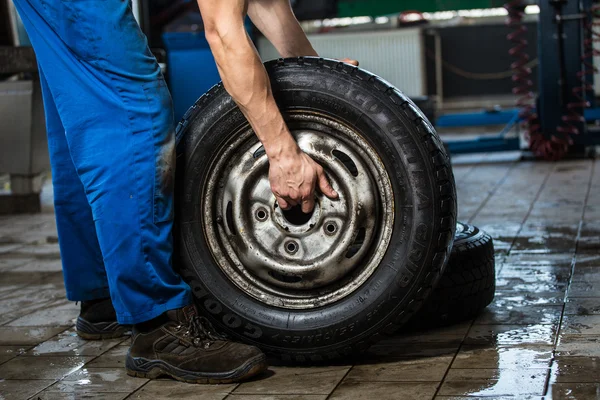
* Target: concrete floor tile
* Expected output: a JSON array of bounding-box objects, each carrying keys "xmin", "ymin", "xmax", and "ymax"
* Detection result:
[
  {"xmin": 0, "ymin": 345, "xmax": 31, "ymax": 365},
  {"xmin": 474, "ymin": 304, "xmax": 563, "ymax": 326},
  {"xmin": 0, "ymin": 256, "xmax": 34, "ymax": 272},
  {"xmin": 233, "ymin": 366, "xmax": 349, "ymax": 395},
  {"xmin": 129, "ymin": 380, "xmax": 237, "ymax": 399},
  {"xmin": 561, "ymin": 315, "xmax": 600, "ymax": 335},
  {"xmin": 0, "ymin": 286, "xmax": 68, "ymax": 315},
  {"xmin": 556, "ymin": 335, "xmax": 600, "ymax": 357},
  {"xmin": 86, "ymin": 344, "xmax": 129, "ymax": 368},
  {"xmin": 575, "ymin": 254, "xmax": 600, "ymax": 268},
  {"xmin": 0, "ymin": 355, "xmax": 92, "ymax": 379},
  {"xmin": 1, "ymin": 271, "xmax": 64, "ymax": 286},
  {"xmin": 8, "ymin": 307, "xmax": 78, "ymax": 327},
  {"xmin": 12, "ymin": 259, "xmax": 63, "ymax": 272},
  {"xmin": 25, "ymin": 329, "xmax": 124, "ymax": 357},
  {"xmin": 12, "ymin": 243, "xmax": 60, "ymax": 259},
  {"xmin": 227, "ymin": 396, "xmax": 326, "ymax": 400},
  {"xmin": 438, "ymin": 368, "xmax": 548, "ymax": 396},
  {"xmin": 329, "ymin": 381, "xmax": 438, "ymax": 400},
  {"xmin": 0, "ymin": 379, "xmax": 55, "ymax": 399},
  {"xmin": 495, "ymin": 279, "xmax": 567, "ymax": 295},
  {"xmin": 33, "ymin": 391, "xmax": 129, "ymax": 399},
  {"xmin": 452, "ymin": 345, "xmax": 553, "ymax": 369},
  {"xmin": 511, "ymin": 237, "xmax": 575, "ymax": 254},
  {"xmin": 564, "ymin": 298, "xmax": 600, "ymax": 315},
  {"xmin": 0, "ymin": 284, "xmax": 27, "ymax": 299},
  {"xmin": 465, "ymin": 324, "xmax": 557, "ymax": 345},
  {"xmin": 0, "ymin": 326, "xmax": 70, "ymax": 346},
  {"xmin": 0, "ymin": 243, "xmax": 24, "ymax": 254},
  {"xmin": 45, "ymin": 368, "xmax": 147, "ymax": 394},
  {"xmin": 386, "ymin": 321, "xmax": 472, "ymax": 345},
  {"xmin": 345, "ymin": 355, "xmax": 453, "ymax": 382},
  {"xmin": 491, "ymin": 291, "xmax": 565, "ymax": 307},
  {"xmin": 366, "ymin": 342, "xmax": 459, "ymax": 359},
  {"xmin": 434, "ymin": 397, "xmax": 542, "ymax": 400},
  {"xmin": 547, "ymin": 383, "xmax": 600, "ymax": 399},
  {"xmin": 501, "ymin": 253, "xmax": 573, "ymax": 269},
  {"xmin": 572, "ymin": 266, "xmax": 600, "ymax": 282},
  {"xmin": 550, "ymin": 356, "xmax": 600, "ymax": 383},
  {"xmin": 498, "ymin": 264, "xmax": 571, "ymax": 285},
  {"xmin": 568, "ymin": 281, "xmax": 600, "ymax": 298}
]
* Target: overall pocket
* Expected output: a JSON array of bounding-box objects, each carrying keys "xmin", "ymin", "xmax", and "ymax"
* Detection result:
[{"xmin": 142, "ymin": 77, "xmax": 176, "ymax": 223}]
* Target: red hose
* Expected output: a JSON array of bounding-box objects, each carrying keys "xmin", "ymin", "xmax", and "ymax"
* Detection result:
[
  {"xmin": 554, "ymin": 4, "xmax": 600, "ymax": 154},
  {"xmin": 504, "ymin": 0, "xmax": 597, "ymax": 160},
  {"xmin": 504, "ymin": 1, "xmax": 558, "ymax": 159}
]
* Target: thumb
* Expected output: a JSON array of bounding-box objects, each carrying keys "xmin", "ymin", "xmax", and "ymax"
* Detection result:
[{"xmin": 318, "ymin": 171, "xmax": 338, "ymax": 199}]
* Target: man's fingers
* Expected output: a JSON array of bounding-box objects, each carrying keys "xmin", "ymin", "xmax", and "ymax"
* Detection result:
[
  {"xmin": 276, "ymin": 196, "xmax": 290, "ymax": 210},
  {"xmin": 301, "ymin": 197, "xmax": 315, "ymax": 214},
  {"xmin": 318, "ymin": 170, "xmax": 338, "ymax": 199},
  {"xmin": 341, "ymin": 58, "xmax": 359, "ymax": 66}
]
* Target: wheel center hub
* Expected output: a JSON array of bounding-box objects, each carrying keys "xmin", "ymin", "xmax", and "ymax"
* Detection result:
[{"xmin": 272, "ymin": 202, "xmax": 322, "ymax": 234}]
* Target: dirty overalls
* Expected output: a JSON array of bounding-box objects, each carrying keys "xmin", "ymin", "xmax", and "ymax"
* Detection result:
[{"xmin": 13, "ymin": 0, "xmax": 192, "ymax": 324}]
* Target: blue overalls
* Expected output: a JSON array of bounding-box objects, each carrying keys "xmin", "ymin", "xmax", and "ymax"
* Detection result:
[{"xmin": 13, "ymin": 0, "xmax": 192, "ymax": 324}]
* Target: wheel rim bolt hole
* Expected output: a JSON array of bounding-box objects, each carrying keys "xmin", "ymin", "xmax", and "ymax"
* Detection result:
[
  {"xmin": 285, "ymin": 241, "xmax": 299, "ymax": 254},
  {"xmin": 255, "ymin": 207, "xmax": 268, "ymax": 222},
  {"xmin": 325, "ymin": 222, "xmax": 338, "ymax": 235}
]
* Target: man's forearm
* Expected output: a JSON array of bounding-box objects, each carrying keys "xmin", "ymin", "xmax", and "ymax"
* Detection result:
[
  {"xmin": 202, "ymin": 7, "xmax": 297, "ymax": 160},
  {"xmin": 247, "ymin": 0, "xmax": 317, "ymax": 58}
]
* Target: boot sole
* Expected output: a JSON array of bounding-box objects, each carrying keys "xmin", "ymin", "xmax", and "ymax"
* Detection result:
[
  {"xmin": 76, "ymin": 317, "xmax": 130, "ymax": 340},
  {"xmin": 125, "ymin": 353, "xmax": 268, "ymax": 384}
]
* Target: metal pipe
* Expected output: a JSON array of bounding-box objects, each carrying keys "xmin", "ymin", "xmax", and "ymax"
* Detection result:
[{"xmin": 433, "ymin": 30, "xmax": 444, "ymax": 111}]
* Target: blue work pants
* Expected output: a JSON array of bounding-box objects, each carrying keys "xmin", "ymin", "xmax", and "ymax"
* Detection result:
[{"xmin": 13, "ymin": 0, "xmax": 192, "ymax": 324}]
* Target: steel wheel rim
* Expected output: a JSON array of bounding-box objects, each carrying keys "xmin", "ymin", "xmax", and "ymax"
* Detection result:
[{"xmin": 202, "ymin": 112, "xmax": 395, "ymax": 309}]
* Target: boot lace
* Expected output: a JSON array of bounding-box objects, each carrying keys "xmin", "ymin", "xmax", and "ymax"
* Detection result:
[{"xmin": 177, "ymin": 315, "xmax": 225, "ymax": 348}]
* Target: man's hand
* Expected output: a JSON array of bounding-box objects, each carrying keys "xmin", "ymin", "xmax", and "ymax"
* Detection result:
[
  {"xmin": 267, "ymin": 137, "xmax": 337, "ymax": 212},
  {"xmin": 340, "ymin": 58, "xmax": 359, "ymax": 66},
  {"xmin": 198, "ymin": 0, "xmax": 355, "ymax": 213}
]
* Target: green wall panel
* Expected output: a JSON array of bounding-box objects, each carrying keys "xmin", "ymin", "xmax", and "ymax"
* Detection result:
[{"xmin": 338, "ymin": 0, "xmax": 507, "ymax": 17}]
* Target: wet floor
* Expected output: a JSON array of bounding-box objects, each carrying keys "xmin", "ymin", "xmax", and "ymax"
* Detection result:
[{"xmin": 1, "ymin": 155, "xmax": 600, "ymax": 399}]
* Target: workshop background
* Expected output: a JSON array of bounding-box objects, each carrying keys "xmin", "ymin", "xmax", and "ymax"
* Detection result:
[{"xmin": 1, "ymin": 0, "xmax": 600, "ymax": 399}]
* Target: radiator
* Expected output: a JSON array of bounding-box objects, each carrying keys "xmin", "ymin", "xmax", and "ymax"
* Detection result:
[{"xmin": 257, "ymin": 28, "xmax": 426, "ymax": 97}]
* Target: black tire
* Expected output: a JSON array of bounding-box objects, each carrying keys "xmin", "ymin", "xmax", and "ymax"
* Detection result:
[
  {"xmin": 403, "ymin": 221, "xmax": 495, "ymax": 330},
  {"xmin": 175, "ymin": 57, "xmax": 456, "ymax": 362}
]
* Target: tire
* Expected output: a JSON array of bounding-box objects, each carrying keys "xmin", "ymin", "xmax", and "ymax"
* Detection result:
[
  {"xmin": 403, "ymin": 221, "xmax": 495, "ymax": 330},
  {"xmin": 174, "ymin": 57, "xmax": 457, "ymax": 362}
]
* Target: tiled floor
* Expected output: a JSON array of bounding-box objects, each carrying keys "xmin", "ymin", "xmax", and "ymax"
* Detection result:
[{"xmin": 1, "ymin": 154, "xmax": 600, "ymax": 399}]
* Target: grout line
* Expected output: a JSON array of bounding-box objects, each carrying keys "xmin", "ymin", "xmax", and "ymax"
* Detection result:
[
  {"xmin": 541, "ymin": 158, "xmax": 595, "ymax": 398},
  {"xmin": 123, "ymin": 379, "xmax": 154, "ymax": 400},
  {"xmin": 467, "ymin": 160, "xmax": 519, "ymax": 224},
  {"xmin": 324, "ymin": 366, "xmax": 354, "ymax": 400},
  {"xmin": 220, "ymin": 383, "xmax": 241, "ymax": 400},
  {"xmin": 453, "ymin": 163, "xmax": 477, "ymax": 186}
]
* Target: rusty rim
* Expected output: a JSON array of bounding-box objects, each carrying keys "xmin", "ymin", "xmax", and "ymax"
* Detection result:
[{"xmin": 202, "ymin": 112, "xmax": 394, "ymax": 309}]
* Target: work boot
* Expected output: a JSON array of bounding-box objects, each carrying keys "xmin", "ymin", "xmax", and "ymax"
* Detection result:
[
  {"xmin": 76, "ymin": 298, "xmax": 130, "ymax": 340},
  {"xmin": 126, "ymin": 305, "xmax": 268, "ymax": 384}
]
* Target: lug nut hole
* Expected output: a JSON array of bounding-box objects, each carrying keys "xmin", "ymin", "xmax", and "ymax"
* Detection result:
[
  {"xmin": 285, "ymin": 241, "xmax": 299, "ymax": 254},
  {"xmin": 255, "ymin": 207, "xmax": 268, "ymax": 221},
  {"xmin": 325, "ymin": 222, "xmax": 338, "ymax": 235}
]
